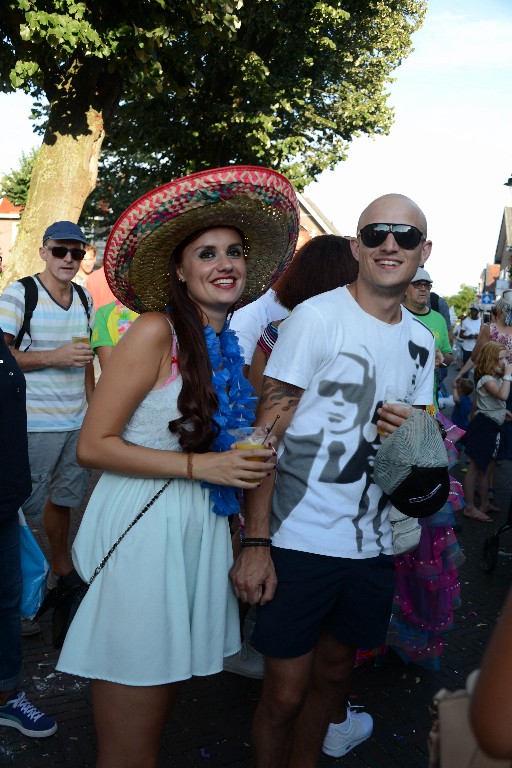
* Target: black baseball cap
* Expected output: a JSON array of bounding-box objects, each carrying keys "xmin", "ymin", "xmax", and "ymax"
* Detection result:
[{"xmin": 374, "ymin": 409, "xmax": 450, "ymax": 518}]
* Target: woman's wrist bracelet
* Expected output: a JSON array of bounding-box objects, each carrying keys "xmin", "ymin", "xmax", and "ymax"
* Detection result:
[
  {"xmin": 186, "ymin": 452, "xmax": 194, "ymax": 481},
  {"xmin": 241, "ymin": 537, "xmax": 272, "ymax": 548},
  {"xmin": 503, "ymin": 374, "xmax": 512, "ymax": 382}
]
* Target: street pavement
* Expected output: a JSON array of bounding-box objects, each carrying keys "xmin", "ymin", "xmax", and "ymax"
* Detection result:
[{"xmin": 3, "ymin": 366, "xmax": 512, "ymax": 767}]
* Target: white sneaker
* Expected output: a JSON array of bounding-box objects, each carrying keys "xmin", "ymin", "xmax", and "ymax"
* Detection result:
[
  {"xmin": 322, "ymin": 705, "xmax": 373, "ymax": 758},
  {"xmin": 223, "ymin": 642, "xmax": 264, "ymax": 679}
]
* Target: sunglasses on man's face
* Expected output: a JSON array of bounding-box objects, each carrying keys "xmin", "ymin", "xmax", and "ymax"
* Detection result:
[
  {"xmin": 411, "ymin": 281, "xmax": 432, "ymax": 290},
  {"xmin": 358, "ymin": 223, "xmax": 425, "ymax": 250},
  {"xmin": 44, "ymin": 245, "xmax": 86, "ymax": 261}
]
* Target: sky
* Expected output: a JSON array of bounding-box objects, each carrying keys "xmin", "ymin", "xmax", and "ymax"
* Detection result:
[
  {"xmin": 0, "ymin": 0, "xmax": 511, "ymax": 297},
  {"xmin": 305, "ymin": 0, "xmax": 512, "ymax": 296}
]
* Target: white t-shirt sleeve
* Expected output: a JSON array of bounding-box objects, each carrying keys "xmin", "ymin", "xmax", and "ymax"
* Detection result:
[
  {"xmin": 413, "ymin": 333, "xmax": 436, "ymax": 406},
  {"xmin": 264, "ymin": 302, "xmax": 330, "ymax": 390},
  {"xmin": 230, "ymin": 290, "xmax": 288, "ymax": 364},
  {"xmin": 0, "ymin": 281, "xmax": 25, "ymax": 340}
]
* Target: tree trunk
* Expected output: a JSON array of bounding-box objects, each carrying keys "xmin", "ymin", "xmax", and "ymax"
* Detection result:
[{"xmin": 3, "ymin": 58, "xmax": 121, "ymax": 285}]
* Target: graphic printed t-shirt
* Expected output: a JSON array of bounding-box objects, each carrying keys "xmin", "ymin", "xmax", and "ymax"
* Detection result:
[
  {"xmin": 404, "ymin": 306, "xmax": 452, "ymax": 403},
  {"xmin": 91, "ymin": 300, "xmax": 139, "ymax": 351},
  {"xmin": 0, "ymin": 276, "xmax": 95, "ymax": 431},
  {"xmin": 265, "ymin": 286, "xmax": 435, "ymax": 559}
]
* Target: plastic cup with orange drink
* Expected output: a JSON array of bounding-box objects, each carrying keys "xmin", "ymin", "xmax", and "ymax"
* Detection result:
[
  {"xmin": 229, "ymin": 426, "xmax": 269, "ymax": 482},
  {"xmin": 72, "ymin": 326, "xmax": 90, "ymax": 345}
]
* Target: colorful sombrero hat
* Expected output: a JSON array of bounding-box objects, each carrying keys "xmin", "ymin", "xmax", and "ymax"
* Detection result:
[{"xmin": 103, "ymin": 166, "xmax": 300, "ymax": 313}]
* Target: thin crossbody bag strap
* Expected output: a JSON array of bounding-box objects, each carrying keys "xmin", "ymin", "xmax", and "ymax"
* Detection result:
[{"xmin": 87, "ymin": 478, "xmax": 173, "ymax": 586}]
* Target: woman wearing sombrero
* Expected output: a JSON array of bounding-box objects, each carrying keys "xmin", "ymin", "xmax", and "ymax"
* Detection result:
[{"xmin": 57, "ymin": 167, "xmax": 299, "ymax": 766}]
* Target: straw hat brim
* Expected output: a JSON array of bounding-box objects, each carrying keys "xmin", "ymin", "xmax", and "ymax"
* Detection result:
[{"xmin": 103, "ymin": 166, "xmax": 300, "ymax": 313}]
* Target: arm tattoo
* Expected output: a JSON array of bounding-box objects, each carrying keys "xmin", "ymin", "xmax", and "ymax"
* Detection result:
[{"xmin": 260, "ymin": 377, "xmax": 304, "ymax": 414}]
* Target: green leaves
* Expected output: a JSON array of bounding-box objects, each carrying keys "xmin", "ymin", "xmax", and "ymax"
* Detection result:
[
  {"xmin": 0, "ymin": 147, "xmax": 38, "ymax": 206},
  {"xmin": 2, "ymin": 0, "xmax": 426, "ymax": 227}
]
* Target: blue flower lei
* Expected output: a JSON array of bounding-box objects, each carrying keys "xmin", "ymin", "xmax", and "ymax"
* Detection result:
[{"xmin": 202, "ymin": 323, "xmax": 257, "ymax": 516}]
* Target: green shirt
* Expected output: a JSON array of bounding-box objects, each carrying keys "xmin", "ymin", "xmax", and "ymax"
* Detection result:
[{"xmin": 91, "ymin": 300, "xmax": 139, "ymax": 351}]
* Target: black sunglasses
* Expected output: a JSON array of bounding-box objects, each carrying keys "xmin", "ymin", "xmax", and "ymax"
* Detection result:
[
  {"xmin": 358, "ymin": 223, "xmax": 425, "ymax": 250},
  {"xmin": 44, "ymin": 245, "xmax": 86, "ymax": 261}
]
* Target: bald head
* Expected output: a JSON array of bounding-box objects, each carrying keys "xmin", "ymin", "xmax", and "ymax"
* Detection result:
[{"xmin": 357, "ymin": 194, "xmax": 427, "ymax": 237}]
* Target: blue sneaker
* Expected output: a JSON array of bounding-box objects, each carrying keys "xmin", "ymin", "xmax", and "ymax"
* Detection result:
[{"xmin": 0, "ymin": 691, "xmax": 57, "ymax": 738}]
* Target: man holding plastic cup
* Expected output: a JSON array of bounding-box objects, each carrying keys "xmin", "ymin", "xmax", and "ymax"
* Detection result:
[
  {"xmin": 0, "ymin": 222, "xmax": 95, "ymax": 600},
  {"xmin": 231, "ymin": 195, "xmax": 436, "ymax": 767}
]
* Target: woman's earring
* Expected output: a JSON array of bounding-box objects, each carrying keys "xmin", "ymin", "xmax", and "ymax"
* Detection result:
[{"xmin": 178, "ymin": 277, "xmax": 185, "ymax": 284}]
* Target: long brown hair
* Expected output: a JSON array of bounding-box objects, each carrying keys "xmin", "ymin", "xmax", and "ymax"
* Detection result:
[
  {"xmin": 166, "ymin": 229, "xmax": 242, "ymax": 452},
  {"xmin": 474, "ymin": 342, "xmax": 507, "ymax": 386}
]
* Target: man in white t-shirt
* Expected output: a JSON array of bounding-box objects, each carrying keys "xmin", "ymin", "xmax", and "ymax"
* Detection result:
[
  {"xmin": 0, "ymin": 222, "xmax": 95, "ymax": 591},
  {"xmin": 231, "ymin": 195, "xmax": 435, "ymax": 767},
  {"xmin": 459, "ymin": 303, "xmax": 481, "ymax": 367}
]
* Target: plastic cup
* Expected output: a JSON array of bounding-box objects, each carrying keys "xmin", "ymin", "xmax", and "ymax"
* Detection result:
[
  {"xmin": 72, "ymin": 335, "xmax": 90, "ymax": 345},
  {"xmin": 377, "ymin": 386, "xmax": 414, "ymax": 435},
  {"xmin": 228, "ymin": 426, "xmax": 268, "ymax": 481},
  {"xmin": 383, "ymin": 385, "xmax": 414, "ymax": 406}
]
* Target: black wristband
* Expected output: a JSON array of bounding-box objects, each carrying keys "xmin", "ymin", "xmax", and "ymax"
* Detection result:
[{"xmin": 241, "ymin": 537, "xmax": 272, "ymax": 548}]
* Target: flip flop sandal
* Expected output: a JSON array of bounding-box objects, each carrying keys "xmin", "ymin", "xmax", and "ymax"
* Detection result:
[{"xmin": 463, "ymin": 510, "xmax": 492, "ymax": 523}]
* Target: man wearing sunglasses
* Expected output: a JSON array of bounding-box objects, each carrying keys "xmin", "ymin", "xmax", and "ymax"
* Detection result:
[
  {"xmin": 0, "ymin": 222, "xmax": 95, "ymax": 612},
  {"xmin": 231, "ymin": 194, "xmax": 436, "ymax": 768}
]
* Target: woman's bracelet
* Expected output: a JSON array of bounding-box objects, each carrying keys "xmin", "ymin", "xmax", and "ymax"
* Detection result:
[
  {"xmin": 241, "ymin": 537, "xmax": 272, "ymax": 548},
  {"xmin": 503, "ymin": 374, "xmax": 512, "ymax": 382},
  {"xmin": 186, "ymin": 452, "xmax": 194, "ymax": 481}
]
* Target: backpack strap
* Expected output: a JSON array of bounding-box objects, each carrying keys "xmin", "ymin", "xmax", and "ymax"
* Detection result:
[
  {"xmin": 12, "ymin": 278, "xmax": 92, "ymax": 350},
  {"xmin": 13, "ymin": 276, "xmax": 38, "ymax": 350},
  {"xmin": 71, "ymin": 282, "xmax": 92, "ymax": 336}
]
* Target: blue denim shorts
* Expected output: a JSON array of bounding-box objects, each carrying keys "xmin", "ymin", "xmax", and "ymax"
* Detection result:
[
  {"xmin": 252, "ymin": 547, "xmax": 395, "ymax": 658},
  {"xmin": 23, "ymin": 430, "xmax": 90, "ymax": 520}
]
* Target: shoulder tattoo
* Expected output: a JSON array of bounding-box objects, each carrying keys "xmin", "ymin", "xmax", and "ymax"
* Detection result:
[{"xmin": 260, "ymin": 377, "xmax": 303, "ymax": 413}]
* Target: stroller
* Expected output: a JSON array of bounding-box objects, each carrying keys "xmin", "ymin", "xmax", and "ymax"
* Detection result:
[{"xmin": 481, "ymin": 491, "xmax": 512, "ymax": 573}]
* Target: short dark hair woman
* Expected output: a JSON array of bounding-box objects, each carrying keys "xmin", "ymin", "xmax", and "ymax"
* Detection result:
[{"xmin": 249, "ymin": 235, "xmax": 359, "ymax": 395}]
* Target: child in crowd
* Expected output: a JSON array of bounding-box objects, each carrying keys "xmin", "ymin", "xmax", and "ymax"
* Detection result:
[
  {"xmin": 451, "ymin": 378, "xmax": 474, "ymax": 431},
  {"xmin": 462, "ymin": 342, "xmax": 512, "ymax": 522}
]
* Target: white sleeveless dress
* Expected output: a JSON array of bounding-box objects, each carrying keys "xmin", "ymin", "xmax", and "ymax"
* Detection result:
[{"xmin": 57, "ymin": 373, "xmax": 241, "ymax": 685}]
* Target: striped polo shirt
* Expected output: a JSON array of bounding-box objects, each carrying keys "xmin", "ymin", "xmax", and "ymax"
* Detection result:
[{"xmin": 0, "ymin": 275, "xmax": 95, "ymax": 432}]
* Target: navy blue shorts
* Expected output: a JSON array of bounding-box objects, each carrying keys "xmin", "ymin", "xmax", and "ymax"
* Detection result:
[
  {"xmin": 463, "ymin": 412, "xmax": 501, "ymax": 472},
  {"xmin": 252, "ymin": 547, "xmax": 395, "ymax": 658}
]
